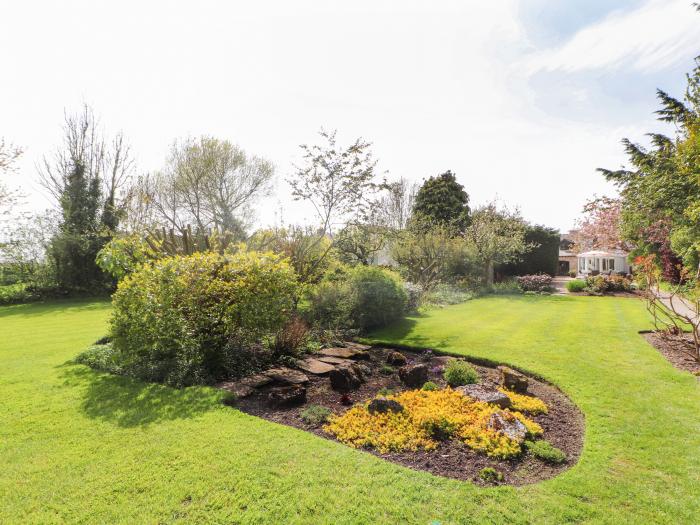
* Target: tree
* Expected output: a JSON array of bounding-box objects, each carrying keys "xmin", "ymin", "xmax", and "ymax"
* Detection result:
[
  {"xmin": 38, "ymin": 106, "xmax": 135, "ymax": 290},
  {"xmin": 462, "ymin": 203, "xmax": 530, "ymax": 286},
  {"xmin": 411, "ymin": 170, "xmax": 470, "ymax": 230},
  {"xmin": 378, "ymin": 177, "xmax": 418, "ymax": 230},
  {"xmin": 334, "ymin": 222, "xmax": 387, "ymax": 266},
  {"xmin": 133, "ymin": 136, "xmax": 273, "ymax": 238},
  {"xmin": 572, "ymin": 197, "xmax": 627, "ymax": 253},
  {"xmin": 600, "ymin": 52, "xmax": 700, "ymax": 282},
  {"xmin": 0, "ymin": 139, "xmax": 23, "ymax": 218},
  {"xmin": 289, "ymin": 129, "xmax": 379, "ymax": 236}
]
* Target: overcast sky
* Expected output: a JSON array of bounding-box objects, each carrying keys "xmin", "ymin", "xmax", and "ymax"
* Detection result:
[{"xmin": 2, "ymin": 0, "xmax": 699, "ymax": 231}]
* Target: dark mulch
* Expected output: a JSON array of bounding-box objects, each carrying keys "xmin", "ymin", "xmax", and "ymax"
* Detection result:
[
  {"xmin": 232, "ymin": 347, "xmax": 584, "ymax": 485},
  {"xmin": 642, "ymin": 332, "xmax": 700, "ymax": 377}
]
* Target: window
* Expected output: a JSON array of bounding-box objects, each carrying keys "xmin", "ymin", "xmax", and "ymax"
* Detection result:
[
  {"xmin": 609, "ymin": 259, "xmax": 615, "ymax": 271},
  {"xmin": 602, "ymin": 259, "xmax": 607, "ymax": 271}
]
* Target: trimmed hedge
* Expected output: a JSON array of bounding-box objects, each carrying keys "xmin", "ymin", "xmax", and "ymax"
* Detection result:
[{"xmin": 497, "ymin": 225, "xmax": 559, "ymax": 277}]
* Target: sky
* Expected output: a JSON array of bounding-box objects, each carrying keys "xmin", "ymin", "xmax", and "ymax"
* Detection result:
[{"xmin": 1, "ymin": 0, "xmax": 699, "ymax": 232}]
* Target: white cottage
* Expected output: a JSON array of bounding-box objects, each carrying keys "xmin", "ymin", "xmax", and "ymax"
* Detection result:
[{"xmin": 577, "ymin": 249, "xmax": 630, "ymax": 277}]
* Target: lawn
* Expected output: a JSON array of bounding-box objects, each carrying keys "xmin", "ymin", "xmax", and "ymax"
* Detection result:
[{"xmin": 1, "ymin": 296, "xmax": 699, "ymax": 524}]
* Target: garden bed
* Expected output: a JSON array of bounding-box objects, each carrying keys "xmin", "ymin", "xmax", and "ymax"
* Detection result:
[
  {"xmin": 224, "ymin": 345, "xmax": 584, "ymax": 485},
  {"xmin": 642, "ymin": 331, "xmax": 700, "ymax": 377}
]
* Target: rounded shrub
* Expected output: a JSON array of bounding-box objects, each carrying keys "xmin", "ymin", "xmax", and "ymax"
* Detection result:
[
  {"xmin": 306, "ymin": 265, "xmax": 408, "ymax": 331},
  {"xmin": 566, "ymin": 279, "xmax": 586, "ymax": 293},
  {"xmin": 443, "ymin": 360, "xmax": 479, "ymax": 387},
  {"xmin": 110, "ymin": 250, "xmax": 299, "ymax": 386}
]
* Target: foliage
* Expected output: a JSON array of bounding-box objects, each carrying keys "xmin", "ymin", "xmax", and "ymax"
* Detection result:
[
  {"xmin": 516, "ymin": 274, "xmax": 553, "ymax": 293},
  {"xmin": 380, "ymin": 364, "xmax": 395, "ymax": 375},
  {"xmin": 566, "ymin": 279, "xmax": 587, "ymax": 293},
  {"xmin": 306, "ymin": 265, "xmax": 407, "ymax": 331},
  {"xmin": 74, "ymin": 342, "xmax": 123, "ymax": 375},
  {"xmin": 524, "ymin": 440, "xmax": 566, "ymax": 464},
  {"xmin": 443, "ymin": 360, "xmax": 479, "ymax": 387},
  {"xmin": 421, "ymin": 381, "xmax": 439, "ymax": 391},
  {"xmin": 131, "ymin": 136, "xmax": 273, "ymax": 236},
  {"xmin": 403, "ymin": 282, "xmax": 423, "ymax": 311},
  {"xmin": 272, "ymin": 316, "xmax": 309, "ymax": 357},
  {"xmin": 0, "ymin": 283, "xmax": 38, "ymax": 305},
  {"xmin": 300, "ymin": 405, "xmax": 332, "ymax": 426},
  {"xmin": 96, "ymin": 234, "xmax": 158, "ymax": 280},
  {"xmin": 497, "ymin": 224, "xmax": 559, "ymax": 276},
  {"xmin": 421, "ymin": 283, "xmax": 475, "ymax": 306},
  {"xmin": 334, "ymin": 222, "xmax": 388, "ymax": 265},
  {"xmin": 110, "ymin": 251, "xmax": 299, "ymax": 386},
  {"xmin": 584, "ymin": 275, "xmax": 633, "ymax": 295},
  {"xmin": 411, "ymin": 171, "xmax": 470, "ymax": 230},
  {"xmin": 478, "ymin": 467, "xmax": 504, "ymax": 483},
  {"xmin": 248, "ymin": 226, "xmax": 337, "ymax": 285},
  {"xmin": 499, "ymin": 389, "xmax": 548, "ymax": 415},
  {"xmin": 324, "ymin": 388, "xmax": 541, "ymax": 458},
  {"xmin": 489, "ymin": 280, "xmax": 522, "ymax": 295},
  {"xmin": 599, "ymin": 57, "xmax": 700, "ymax": 282},
  {"xmin": 572, "ymin": 197, "xmax": 626, "ymax": 252},
  {"xmin": 462, "ymin": 203, "xmax": 531, "ymax": 286},
  {"xmin": 377, "ymin": 176, "xmax": 418, "ymax": 230},
  {"xmin": 391, "ymin": 223, "xmax": 476, "ymax": 290}
]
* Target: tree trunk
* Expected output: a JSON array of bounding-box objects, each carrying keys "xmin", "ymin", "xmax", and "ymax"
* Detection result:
[{"xmin": 485, "ymin": 259, "xmax": 494, "ymax": 287}]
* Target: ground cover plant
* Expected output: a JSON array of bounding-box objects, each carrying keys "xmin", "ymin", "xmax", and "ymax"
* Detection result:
[{"xmin": 2, "ymin": 296, "xmax": 700, "ymax": 523}]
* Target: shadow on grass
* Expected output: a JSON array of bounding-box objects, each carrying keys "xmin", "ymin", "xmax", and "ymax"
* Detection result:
[
  {"xmin": 0, "ymin": 297, "xmax": 111, "ymax": 319},
  {"xmin": 59, "ymin": 364, "xmax": 220, "ymax": 428}
]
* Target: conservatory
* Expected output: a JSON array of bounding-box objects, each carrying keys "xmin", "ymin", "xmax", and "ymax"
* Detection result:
[{"xmin": 577, "ymin": 250, "xmax": 630, "ymax": 277}]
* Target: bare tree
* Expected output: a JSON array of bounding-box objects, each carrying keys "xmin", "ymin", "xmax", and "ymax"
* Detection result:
[
  {"xmin": 289, "ymin": 129, "xmax": 379, "ymax": 236},
  {"xmin": 379, "ymin": 177, "xmax": 418, "ymax": 230},
  {"xmin": 136, "ymin": 136, "xmax": 273, "ymax": 237},
  {"xmin": 37, "ymin": 105, "xmax": 135, "ymax": 228},
  {"xmin": 0, "ymin": 139, "xmax": 24, "ymax": 216}
]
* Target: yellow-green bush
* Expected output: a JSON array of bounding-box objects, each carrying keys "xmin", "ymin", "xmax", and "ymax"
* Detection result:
[
  {"xmin": 499, "ymin": 388, "xmax": 548, "ymax": 415},
  {"xmin": 110, "ymin": 251, "xmax": 299, "ymax": 386},
  {"xmin": 324, "ymin": 388, "xmax": 542, "ymax": 458}
]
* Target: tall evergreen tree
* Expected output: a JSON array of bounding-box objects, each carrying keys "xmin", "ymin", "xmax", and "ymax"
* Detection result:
[{"xmin": 411, "ymin": 170, "xmax": 470, "ymax": 230}]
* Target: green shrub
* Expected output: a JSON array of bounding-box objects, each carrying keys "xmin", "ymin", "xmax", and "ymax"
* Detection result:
[
  {"xmin": 377, "ymin": 387, "xmax": 395, "ymax": 396},
  {"xmin": 525, "ymin": 440, "xmax": 566, "ymax": 464},
  {"xmin": 0, "ymin": 283, "xmax": 37, "ymax": 305},
  {"xmin": 566, "ymin": 279, "xmax": 586, "ymax": 292},
  {"xmin": 380, "ymin": 364, "xmax": 395, "ymax": 375},
  {"xmin": 110, "ymin": 251, "xmax": 299, "ymax": 386},
  {"xmin": 422, "ymin": 283, "xmax": 474, "ymax": 306},
  {"xmin": 478, "ymin": 467, "xmax": 504, "ymax": 483},
  {"xmin": 490, "ymin": 280, "xmax": 522, "ymax": 295},
  {"xmin": 300, "ymin": 405, "xmax": 332, "ymax": 426},
  {"xmin": 306, "ymin": 265, "xmax": 407, "ymax": 331},
  {"xmin": 421, "ymin": 381, "xmax": 439, "ymax": 391},
  {"xmin": 443, "ymin": 360, "xmax": 479, "ymax": 387},
  {"xmin": 74, "ymin": 343, "xmax": 123, "ymax": 375}
]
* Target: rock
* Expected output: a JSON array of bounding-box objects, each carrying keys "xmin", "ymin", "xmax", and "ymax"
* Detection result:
[
  {"xmin": 497, "ymin": 366, "xmax": 529, "ymax": 394},
  {"xmin": 344, "ymin": 342, "xmax": 372, "ymax": 352},
  {"xmin": 240, "ymin": 374, "xmax": 274, "ymax": 389},
  {"xmin": 487, "ymin": 411, "xmax": 527, "ymax": 442},
  {"xmin": 456, "ymin": 384, "xmax": 511, "ymax": 409},
  {"xmin": 216, "ymin": 373, "xmax": 273, "ymax": 399},
  {"xmin": 329, "ymin": 364, "xmax": 364, "ymax": 392},
  {"xmin": 432, "ymin": 356, "xmax": 456, "ymax": 366},
  {"xmin": 353, "ymin": 362, "xmax": 372, "ymax": 379},
  {"xmin": 264, "ymin": 367, "xmax": 309, "ymax": 385},
  {"xmin": 386, "ymin": 351, "xmax": 408, "ymax": 366},
  {"xmin": 319, "ymin": 347, "xmax": 370, "ymax": 361},
  {"xmin": 296, "ymin": 358, "xmax": 336, "ymax": 375},
  {"xmin": 317, "ymin": 356, "xmax": 353, "ymax": 365},
  {"xmin": 398, "ymin": 364, "xmax": 428, "ymax": 388},
  {"xmin": 267, "ymin": 385, "xmax": 307, "ymax": 407},
  {"xmin": 368, "ymin": 397, "xmax": 404, "ymax": 414}
]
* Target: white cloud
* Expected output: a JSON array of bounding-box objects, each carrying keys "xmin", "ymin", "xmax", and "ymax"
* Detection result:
[{"xmin": 527, "ymin": 0, "xmax": 700, "ymax": 73}]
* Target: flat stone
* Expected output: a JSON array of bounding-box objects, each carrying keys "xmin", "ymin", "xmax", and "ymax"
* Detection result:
[
  {"xmin": 216, "ymin": 381, "xmax": 255, "ymax": 399},
  {"xmin": 263, "ymin": 367, "xmax": 309, "ymax": 385},
  {"xmin": 239, "ymin": 374, "xmax": 273, "ymax": 389},
  {"xmin": 497, "ymin": 366, "xmax": 529, "ymax": 394},
  {"xmin": 267, "ymin": 385, "xmax": 307, "ymax": 407},
  {"xmin": 487, "ymin": 411, "xmax": 527, "ymax": 442},
  {"xmin": 319, "ymin": 347, "xmax": 372, "ymax": 360},
  {"xmin": 432, "ymin": 356, "xmax": 456, "ymax": 366},
  {"xmin": 456, "ymin": 384, "xmax": 511, "ymax": 409},
  {"xmin": 296, "ymin": 358, "xmax": 336, "ymax": 375},
  {"xmin": 317, "ymin": 356, "xmax": 353, "ymax": 365},
  {"xmin": 368, "ymin": 397, "xmax": 404, "ymax": 414},
  {"xmin": 344, "ymin": 342, "xmax": 372, "ymax": 351}
]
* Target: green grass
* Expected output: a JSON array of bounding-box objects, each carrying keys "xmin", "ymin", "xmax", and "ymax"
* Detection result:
[{"xmin": 1, "ymin": 296, "xmax": 699, "ymax": 523}]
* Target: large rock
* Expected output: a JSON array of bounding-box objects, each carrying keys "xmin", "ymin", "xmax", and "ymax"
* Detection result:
[
  {"xmin": 296, "ymin": 358, "xmax": 336, "ymax": 375},
  {"xmin": 319, "ymin": 347, "xmax": 368, "ymax": 360},
  {"xmin": 217, "ymin": 373, "xmax": 273, "ymax": 399},
  {"xmin": 398, "ymin": 364, "xmax": 428, "ymax": 388},
  {"xmin": 487, "ymin": 411, "xmax": 527, "ymax": 442},
  {"xmin": 329, "ymin": 364, "xmax": 364, "ymax": 392},
  {"xmin": 264, "ymin": 367, "xmax": 309, "ymax": 385},
  {"xmin": 317, "ymin": 356, "xmax": 353, "ymax": 365},
  {"xmin": 368, "ymin": 397, "xmax": 404, "ymax": 415},
  {"xmin": 386, "ymin": 351, "xmax": 407, "ymax": 366},
  {"xmin": 344, "ymin": 342, "xmax": 372, "ymax": 352},
  {"xmin": 267, "ymin": 385, "xmax": 307, "ymax": 407},
  {"xmin": 456, "ymin": 384, "xmax": 511, "ymax": 409},
  {"xmin": 497, "ymin": 366, "xmax": 528, "ymax": 394}
]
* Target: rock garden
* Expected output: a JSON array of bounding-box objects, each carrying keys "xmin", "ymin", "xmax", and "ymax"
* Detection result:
[{"xmin": 224, "ymin": 342, "xmax": 583, "ymax": 485}]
